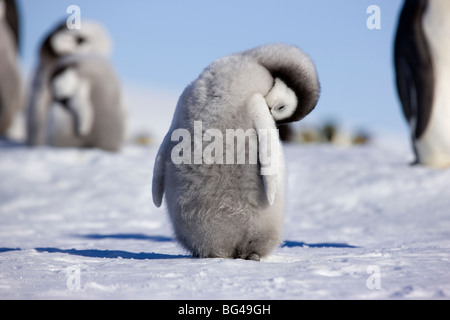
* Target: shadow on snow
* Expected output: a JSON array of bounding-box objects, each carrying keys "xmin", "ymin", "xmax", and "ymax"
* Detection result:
[
  {"xmin": 34, "ymin": 247, "xmax": 189, "ymax": 260},
  {"xmin": 0, "ymin": 248, "xmax": 21, "ymax": 253},
  {"xmin": 76, "ymin": 233, "xmax": 173, "ymax": 242},
  {"xmin": 282, "ymin": 241, "xmax": 358, "ymax": 248},
  {"xmin": 1, "ymin": 238, "xmax": 358, "ymax": 261}
]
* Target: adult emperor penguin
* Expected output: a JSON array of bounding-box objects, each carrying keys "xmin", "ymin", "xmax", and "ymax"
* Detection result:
[
  {"xmin": 395, "ymin": 0, "xmax": 450, "ymax": 168},
  {"xmin": 27, "ymin": 20, "xmax": 125, "ymax": 151},
  {"xmin": 152, "ymin": 44, "xmax": 320, "ymax": 260},
  {"xmin": 0, "ymin": 0, "xmax": 22, "ymax": 137}
]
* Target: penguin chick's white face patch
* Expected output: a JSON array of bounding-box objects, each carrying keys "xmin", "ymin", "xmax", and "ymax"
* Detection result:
[{"xmin": 265, "ymin": 78, "xmax": 298, "ymax": 122}]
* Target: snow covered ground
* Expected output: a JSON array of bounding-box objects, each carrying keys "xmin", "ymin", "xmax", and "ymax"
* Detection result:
[{"xmin": 0, "ymin": 92, "xmax": 449, "ymax": 300}]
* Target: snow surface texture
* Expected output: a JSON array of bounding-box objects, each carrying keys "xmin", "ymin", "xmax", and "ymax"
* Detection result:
[{"xmin": 0, "ymin": 133, "xmax": 449, "ymax": 299}]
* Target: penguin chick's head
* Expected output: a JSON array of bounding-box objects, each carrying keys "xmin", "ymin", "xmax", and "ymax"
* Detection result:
[
  {"xmin": 265, "ymin": 78, "xmax": 298, "ymax": 122},
  {"xmin": 42, "ymin": 20, "xmax": 112, "ymax": 62},
  {"xmin": 243, "ymin": 43, "xmax": 320, "ymax": 124},
  {"xmin": 51, "ymin": 21, "xmax": 112, "ymax": 56}
]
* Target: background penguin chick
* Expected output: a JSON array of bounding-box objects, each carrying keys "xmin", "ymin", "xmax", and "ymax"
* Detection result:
[{"xmin": 27, "ymin": 20, "xmax": 125, "ymax": 151}]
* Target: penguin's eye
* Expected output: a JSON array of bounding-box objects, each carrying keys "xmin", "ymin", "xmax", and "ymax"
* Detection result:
[
  {"xmin": 276, "ymin": 105, "xmax": 286, "ymax": 112},
  {"xmin": 76, "ymin": 36, "xmax": 86, "ymax": 45}
]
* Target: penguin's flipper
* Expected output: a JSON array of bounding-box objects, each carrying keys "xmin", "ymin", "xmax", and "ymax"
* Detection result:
[
  {"xmin": 395, "ymin": 56, "xmax": 415, "ymax": 124},
  {"xmin": 67, "ymin": 80, "xmax": 94, "ymax": 137},
  {"xmin": 51, "ymin": 66, "xmax": 94, "ymax": 137},
  {"xmin": 152, "ymin": 140, "xmax": 167, "ymax": 208},
  {"xmin": 248, "ymin": 93, "xmax": 280, "ymax": 206}
]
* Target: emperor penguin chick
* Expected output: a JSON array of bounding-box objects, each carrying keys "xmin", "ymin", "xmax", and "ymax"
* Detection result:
[
  {"xmin": 0, "ymin": 0, "xmax": 23, "ymax": 137},
  {"xmin": 27, "ymin": 20, "xmax": 125, "ymax": 151},
  {"xmin": 152, "ymin": 44, "xmax": 320, "ymax": 260}
]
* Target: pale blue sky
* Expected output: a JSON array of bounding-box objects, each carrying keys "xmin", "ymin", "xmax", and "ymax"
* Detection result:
[{"xmin": 17, "ymin": 0, "xmax": 407, "ymax": 135}]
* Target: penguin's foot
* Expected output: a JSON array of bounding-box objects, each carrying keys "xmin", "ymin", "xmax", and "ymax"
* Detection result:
[{"xmin": 244, "ymin": 253, "xmax": 260, "ymax": 261}]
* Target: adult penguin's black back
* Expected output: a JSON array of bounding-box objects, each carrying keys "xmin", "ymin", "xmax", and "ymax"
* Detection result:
[
  {"xmin": 395, "ymin": 0, "xmax": 450, "ymax": 168},
  {"xmin": 394, "ymin": 0, "xmax": 433, "ymax": 161}
]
